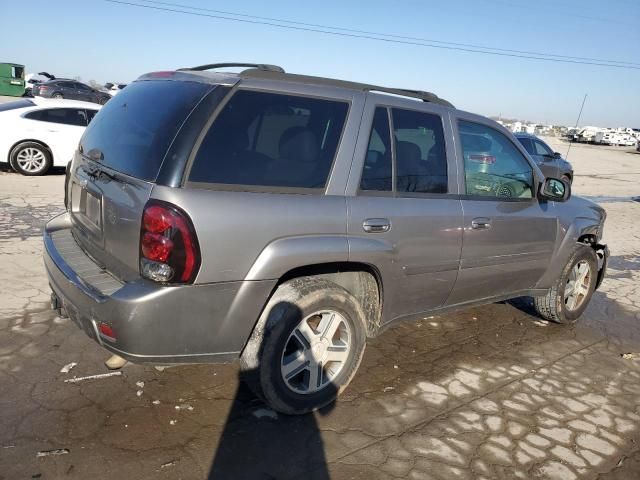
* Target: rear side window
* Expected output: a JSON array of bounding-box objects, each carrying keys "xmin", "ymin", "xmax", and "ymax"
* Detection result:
[
  {"xmin": 360, "ymin": 108, "xmax": 392, "ymax": 191},
  {"xmin": 459, "ymin": 120, "xmax": 534, "ymax": 199},
  {"xmin": 189, "ymin": 90, "xmax": 349, "ymax": 189},
  {"xmin": 80, "ymin": 80, "xmax": 211, "ymax": 181},
  {"xmin": 392, "ymin": 108, "xmax": 448, "ymax": 194},
  {"xmin": 25, "ymin": 108, "xmax": 88, "ymax": 126}
]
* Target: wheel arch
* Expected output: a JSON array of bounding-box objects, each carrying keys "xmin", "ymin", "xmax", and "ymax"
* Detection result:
[
  {"xmin": 535, "ymin": 220, "xmax": 601, "ymax": 290},
  {"xmin": 275, "ymin": 262, "xmax": 384, "ymax": 337},
  {"xmin": 8, "ymin": 139, "xmax": 54, "ymax": 163}
]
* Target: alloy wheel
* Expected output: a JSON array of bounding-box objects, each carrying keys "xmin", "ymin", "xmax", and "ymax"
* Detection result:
[
  {"xmin": 281, "ymin": 310, "xmax": 352, "ymax": 394},
  {"xmin": 564, "ymin": 260, "xmax": 591, "ymax": 311},
  {"xmin": 16, "ymin": 148, "xmax": 46, "ymax": 173}
]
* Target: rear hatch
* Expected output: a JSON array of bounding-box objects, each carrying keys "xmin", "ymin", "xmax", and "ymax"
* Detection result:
[{"xmin": 67, "ymin": 78, "xmax": 217, "ymax": 282}]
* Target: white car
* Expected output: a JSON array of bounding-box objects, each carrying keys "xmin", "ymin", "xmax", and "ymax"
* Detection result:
[{"xmin": 0, "ymin": 98, "xmax": 101, "ymax": 175}]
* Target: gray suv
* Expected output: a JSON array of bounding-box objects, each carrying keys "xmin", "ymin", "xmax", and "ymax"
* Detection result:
[{"xmin": 44, "ymin": 63, "xmax": 608, "ymax": 414}]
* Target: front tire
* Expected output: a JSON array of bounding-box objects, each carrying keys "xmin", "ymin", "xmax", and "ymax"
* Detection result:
[
  {"xmin": 240, "ymin": 278, "xmax": 367, "ymax": 415},
  {"xmin": 534, "ymin": 244, "xmax": 598, "ymax": 324},
  {"xmin": 52, "ymin": 93, "xmax": 63, "ymax": 99},
  {"xmin": 9, "ymin": 142, "xmax": 52, "ymax": 176}
]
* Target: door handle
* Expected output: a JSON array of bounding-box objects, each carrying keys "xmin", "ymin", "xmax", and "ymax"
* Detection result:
[
  {"xmin": 471, "ymin": 217, "xmax": 491, "ymax": 230},
  {"xmin": 363, "ymin": 218, "xmax": 391, "ymax": 233}
]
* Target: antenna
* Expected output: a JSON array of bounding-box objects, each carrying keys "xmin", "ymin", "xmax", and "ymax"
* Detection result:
[{"xmin": 566, "ymin": 93, "xmax": 588, "ymax": 160}]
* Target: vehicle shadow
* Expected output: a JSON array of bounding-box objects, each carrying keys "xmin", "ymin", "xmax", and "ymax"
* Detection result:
[
  {"xmin": 208, "ymin": 301, "xmax": 337, "ymax": 480},
  {"xmin": 0, "ymin": 163, "xmax": 66, "ymax": 175}
]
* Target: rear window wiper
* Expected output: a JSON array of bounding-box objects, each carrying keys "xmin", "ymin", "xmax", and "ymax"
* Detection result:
[{"xmin": 85, "ymin": 163, "xmax": 118, "ymax": 184}]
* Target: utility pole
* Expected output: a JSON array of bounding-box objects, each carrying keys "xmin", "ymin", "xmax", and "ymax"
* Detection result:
[{"xmin": 566, "ymin": 93, "xmax": 588, "ymax": 159}]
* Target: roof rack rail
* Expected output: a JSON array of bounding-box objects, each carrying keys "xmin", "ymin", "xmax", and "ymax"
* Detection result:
[
  {"xmin": 178, "ymin": 63, "xmax": 285, "ymax": 73},
  {"xmin": 365, "ymin": 86, "xmax": 453, "ymax": 107},
  {"xmin": 238, "ymin": 70, "xmax": 454, "ymax": 108}
]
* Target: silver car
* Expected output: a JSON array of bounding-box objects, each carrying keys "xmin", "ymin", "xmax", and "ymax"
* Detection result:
[{"xmin": 44, "ymin": 63, "xmax": 608, "ymax": 414}]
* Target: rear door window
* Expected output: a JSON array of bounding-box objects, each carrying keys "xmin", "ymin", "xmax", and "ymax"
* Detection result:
[
  {"xmin": 189, "ymin": 90, "xmax": 349, "ymax": 190},
  {"xmin": 360, "ymin": 108, "xmax": 392, "ymax": 192},
  {"xmin": 80, "ymin": 80, "xmax": 212, "ymax": 181},
  {"xmin": 392, "ymin": 108, "xmax": 448, "ymax": 194}
]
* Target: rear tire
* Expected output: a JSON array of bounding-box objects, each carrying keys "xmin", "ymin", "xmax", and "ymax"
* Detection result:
[
  {"xmin": 240, "ymin": 278, "xmax": 367, "ymax": 415},
  {"xmin": 52, "ymin": 93, "xmax": 63, "ymax": 99},
  {"xmin": 9, "ymin": 142, "xmax": 52, "ymax": 176},
  {"xmin": 534, "ymin": 244, "xmax": 598, "ymax": 324}
]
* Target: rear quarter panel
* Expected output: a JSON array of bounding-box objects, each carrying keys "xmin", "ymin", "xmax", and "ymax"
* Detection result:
[{"xmin": 150, "ymin": 187, "xmax": 349, "ymax": 283}]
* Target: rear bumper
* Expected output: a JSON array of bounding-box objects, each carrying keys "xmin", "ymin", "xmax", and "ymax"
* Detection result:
[{"xmin": 43, "ymin": 212, "xmax": 276, "ymax": 364}]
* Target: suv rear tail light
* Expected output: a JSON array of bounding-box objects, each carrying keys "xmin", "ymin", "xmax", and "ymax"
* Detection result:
[{"xmin": 140, "ymin": 201, "xmax": 200, "ymax": 283}]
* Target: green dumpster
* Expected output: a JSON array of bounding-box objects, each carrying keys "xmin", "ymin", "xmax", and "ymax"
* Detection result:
[{"xmin": 0, "ymin": 63, "xmax": 26, "ymax": 97}]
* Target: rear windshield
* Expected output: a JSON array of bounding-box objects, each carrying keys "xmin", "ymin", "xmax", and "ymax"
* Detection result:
[
  {"xmin": 80, "ymin": 80, "xmax": 211, "ymax": 181},
  {"xmin": 0, "ymin": 99, "xmax": 34, "ymax": 112}
]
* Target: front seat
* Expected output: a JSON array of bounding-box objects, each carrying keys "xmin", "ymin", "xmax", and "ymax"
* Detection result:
[
  {"xmin": 395, "ymin": 140, "xmax": 423, "ymax": 192},
  {"xmin": 265, "ymin": 127, "xmax": 320, "ymax": 187}
]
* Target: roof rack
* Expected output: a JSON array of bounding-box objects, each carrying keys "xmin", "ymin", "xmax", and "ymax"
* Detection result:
[
  {"xmin": 366, "ymin": 87, "xmax": 453, "ymax": 107},
  {"xmin": 239, "ymin": 70, "xmax": 454, "ymax": 108},
  {"xmin": 178, "ymin": 63, "xmax": 285, "ymax": 73}
]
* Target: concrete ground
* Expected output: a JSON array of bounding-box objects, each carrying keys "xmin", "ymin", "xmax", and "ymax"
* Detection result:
[{"xmin": 1, "ymin": 138, "xmax": 639, "ymax": 480}]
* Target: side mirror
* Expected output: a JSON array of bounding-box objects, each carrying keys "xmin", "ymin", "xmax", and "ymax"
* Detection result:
[
  {"xmin": 539, "ymin": 177, "xmax": 570, "ymax": 202},
  {"xmin": 553, "ymin": 152, "xmax": 562, "ymax": 159}
]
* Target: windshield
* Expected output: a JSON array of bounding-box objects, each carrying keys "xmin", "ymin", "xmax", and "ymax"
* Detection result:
[{"xmin": 79, "ymin": 80, "xmax": 212, "ymax": 181}]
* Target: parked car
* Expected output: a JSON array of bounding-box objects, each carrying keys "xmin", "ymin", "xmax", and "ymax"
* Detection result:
[
  {"xmin": 24, "ymin": 72, "xmax": 56, "ymax": 97},
  {"xmin": 514, "ymin": 132, "xmax": 574, "ymax": 184},
  {"xmin": 44, "ymin": 63, "xmax": 608, "ymax": 415},
  {"xmin": 0, "ymin": 98, "xmax": 100, "ymax": 175},
  {"xmin": 32, "ymin": 79, "xmax": 111, "ymax": 105}
]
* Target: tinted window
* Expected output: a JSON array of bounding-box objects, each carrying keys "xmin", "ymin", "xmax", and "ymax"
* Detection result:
[
  {"xmin": 86, "ymin": 109, "xmax": 98, "ymax": 123},
  {"xmin": 189, "ymin": 90, "xmax": 349, "ymax": 189},
  {"xmin": 533, "ymin": 139, "xmax": 553, "ymax": 156},
  {"xmin": 25, "ymin": 108, "xmax": 88, "ymax": 126},
  {"xmin": 393, "ymin": 108, "xmax": 448, "ymax": 194},
  {"xmin": 80, "ymin": 80, "xmax": 211, "ymax": 181},
  {"xmin": 0, "ymin": 99, "xmax": 34, "ymax": 111},
  {"xmin": 76, "ymin": 83, "xmax": 91, "ymax": 91},
  {"xmin": 517, "ymin": 136, "xmax": 535, "ymax": 155},
  {"xmin": 459, "ymin": 121, "xmax": 533, "ymax": 199},
  {"xmin": 360, "ymin": 108, "xmax": 392, "ymax": 191}
]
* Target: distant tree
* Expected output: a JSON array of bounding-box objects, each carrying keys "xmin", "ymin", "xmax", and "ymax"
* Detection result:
[{"xmin": 88, "ymin": 79, "xmax": 102, "ymax": 89}]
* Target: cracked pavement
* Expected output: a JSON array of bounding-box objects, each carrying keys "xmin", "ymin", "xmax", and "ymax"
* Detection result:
[{"xmin": 1, "ymin": 140, "xmax": 640, "ymax": 479}]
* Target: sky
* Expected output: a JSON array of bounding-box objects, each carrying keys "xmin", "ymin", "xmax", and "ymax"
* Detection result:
[{"xmin": 2, "ymin": 0, "xmax": 639, "ymax": 127}]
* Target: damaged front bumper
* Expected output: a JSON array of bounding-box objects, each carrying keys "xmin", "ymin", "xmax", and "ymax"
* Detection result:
[{"xmin": 595, "ymin": 243, "xmax": 609, "ymax": 290}]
